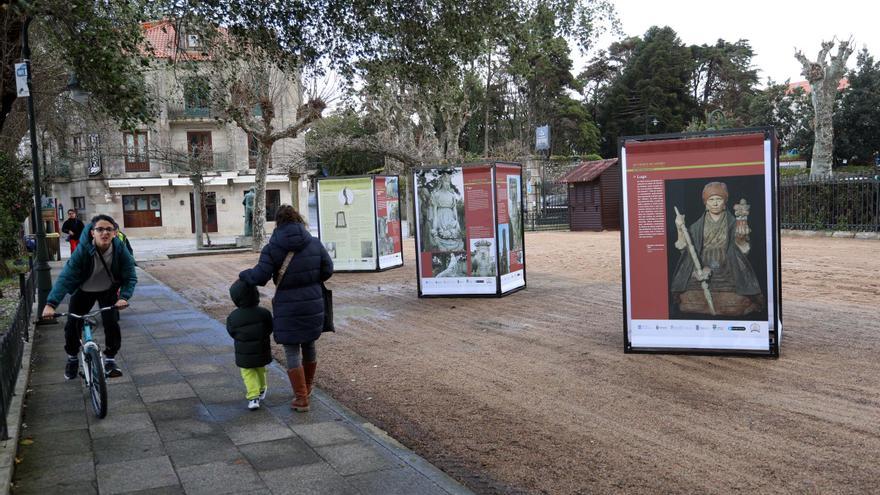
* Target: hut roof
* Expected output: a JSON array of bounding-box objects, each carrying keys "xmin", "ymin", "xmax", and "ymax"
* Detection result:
[{"xmin": 559, "ymin": 159, "xmax": 618, "ymax": 184}]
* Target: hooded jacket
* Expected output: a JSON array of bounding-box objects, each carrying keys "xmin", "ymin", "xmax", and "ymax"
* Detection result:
[
  {"xmin": 239, "ymin": 222, "xmax": 333, "ymax": 345},
  {"xmin": 47, "ymin": 225, "xmax": 137, "ymax": 308},
  {"xmin": 226, "ymin": 279, "xmax": 273, "ymax": 368}
]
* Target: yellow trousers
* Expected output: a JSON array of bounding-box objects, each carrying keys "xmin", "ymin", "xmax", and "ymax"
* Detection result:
[{"xmin": 240, "ymin": 367, "xmax": 268, "ymax": 400}]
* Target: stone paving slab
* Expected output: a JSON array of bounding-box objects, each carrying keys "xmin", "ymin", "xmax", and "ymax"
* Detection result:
[{"xmin": 13, "ymin": 267, "xmax": 474, "ymax": 494}]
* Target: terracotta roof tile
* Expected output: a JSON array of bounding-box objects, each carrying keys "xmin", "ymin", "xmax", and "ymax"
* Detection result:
[{"xmin": 141, "ymin": 19, "xmax": 214, "ymax": 61}]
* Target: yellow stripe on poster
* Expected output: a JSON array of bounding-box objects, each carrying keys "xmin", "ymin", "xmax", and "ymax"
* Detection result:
[{"xmin": 627, "ymin": 160, "xmax": 764, "ymax": 173}]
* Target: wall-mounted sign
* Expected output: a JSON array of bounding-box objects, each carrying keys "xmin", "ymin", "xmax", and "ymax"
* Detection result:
[{"xmin": 88, "ymin": 134, "xmax": 102, "ymax": 176}]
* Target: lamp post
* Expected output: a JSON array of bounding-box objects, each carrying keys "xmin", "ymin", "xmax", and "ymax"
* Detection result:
[{"xmin": 21, "ymin": 17, "xmax": 53, "ymax": 320}]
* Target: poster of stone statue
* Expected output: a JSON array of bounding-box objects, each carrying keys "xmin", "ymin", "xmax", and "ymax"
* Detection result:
[
  {"xmin": 620, "ymin": 128, "xmax": 781, "ymax": 356},
  {"xmin": 415, "ymin": 168, "xmax": 466, "ymax": 253},
  {"xmin": 414, "ymin": 163, "xmax": 527, "ymax": 297}
]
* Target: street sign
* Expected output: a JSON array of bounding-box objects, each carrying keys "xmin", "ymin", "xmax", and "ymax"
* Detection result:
[
  {"xmin": 15, "ymin": 63, "xmax": 29, "ymax": 97},
  {"xmin": 535, "ymin": 125, "xmax": 550, "ymax": 151}
]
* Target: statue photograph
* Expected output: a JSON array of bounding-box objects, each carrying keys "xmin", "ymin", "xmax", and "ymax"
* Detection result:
[
  {"xmin": 470, "ymin": 238, "xmax": 497, "ymax": 277},
  {"xmin": 432, "ymin": 252, "xmax": 467, "ymax": 278},
  {"xmin": 498, "ymin": 223, "xmax": 510, "ymax": 275},
  {"xmin": 668, "ymin": 179, "xmax": 767, "ymax": 318},
  {"xmin": 416, "ymin": 168, "xmax": 465, "ymax": 252},
  {"xmin": 507, "ymin": 175, "xmax": 523, "ymax": 252}
]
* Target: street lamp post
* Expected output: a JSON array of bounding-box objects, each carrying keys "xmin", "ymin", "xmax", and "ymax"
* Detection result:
[{"xmin": 21, "ymin": 17, "xmax": 53, "ymax": 320}]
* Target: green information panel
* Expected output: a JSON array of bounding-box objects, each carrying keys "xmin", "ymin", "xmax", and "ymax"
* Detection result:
[{"xmin": 317, "ymin": 177, "xmax": 377, "ymax": 271}]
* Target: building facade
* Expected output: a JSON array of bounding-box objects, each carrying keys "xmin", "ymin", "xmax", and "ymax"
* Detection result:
[{"xmin": 46, "ymin": 20, "xmax": 309, "ymax": 238}]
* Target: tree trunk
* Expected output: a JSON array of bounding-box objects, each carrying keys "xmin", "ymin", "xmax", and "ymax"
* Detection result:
[
  {"xmin": 809, "ymin": 84, "xmax": 835, "ymax": 177},
  {"xmin": 251, "ymin": 141, "xmax": 271, "ymax": 251},
  {"xmin": 192, "ymin": 176, "xmax": 204, "ymax": 249}
]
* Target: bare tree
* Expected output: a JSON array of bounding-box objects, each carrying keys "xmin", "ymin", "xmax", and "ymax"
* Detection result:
[
  {"xmin": 795, "ymin": 38, "xmax": 854, "ymax": 177},
  {"xmin": 209, "ymin": 52, "xmax": 327, "ymax": 250}
]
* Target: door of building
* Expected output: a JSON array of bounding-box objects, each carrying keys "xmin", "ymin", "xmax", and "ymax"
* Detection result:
[{"xmin": 190, "ymin": 191, "xmax": 218, "ymax": 233}]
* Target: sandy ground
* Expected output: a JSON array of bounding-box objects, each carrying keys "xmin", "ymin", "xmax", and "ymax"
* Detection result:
[{"xmin": 143, "ymin": 232, "xmax": 880, "ymax": 495}]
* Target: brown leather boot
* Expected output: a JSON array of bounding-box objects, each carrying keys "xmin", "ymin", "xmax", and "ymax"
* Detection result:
[
  {"xmin": 286, "ymin": 367, "xmax": 310, "ymax": 412},
  {"xmin": 303, "ymin": 361, "xmax": 317, "ymax": 396}
]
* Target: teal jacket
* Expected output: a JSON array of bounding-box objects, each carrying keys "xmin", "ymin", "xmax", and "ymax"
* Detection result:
[{"xmin": 47, "ymin": 230, "xmax": 137, "ymax": 307}]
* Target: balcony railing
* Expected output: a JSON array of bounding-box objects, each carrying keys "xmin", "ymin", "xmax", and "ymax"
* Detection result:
[
  {"xmin": 166, "ymin": 103, "xmax": 220, "ymax": 122},
  {"xmin": 162, "ymin": 152, "xmax": 234, "ymax": 174}
]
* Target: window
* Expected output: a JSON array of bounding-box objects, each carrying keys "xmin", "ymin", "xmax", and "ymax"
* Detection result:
[
  {"xmin": 184, "ymin": 77, "xmax": 211, "ymax": 116},
  {"xmin": 72, "ymin": 197, "xmax": 86, "ymax": 220},
  {"xmin": 122, "ymin": 194, "xmax": 162, "ymax": 228},
  {"xmin": 186, "ymin": 34, "xmax": 200, "ymax": 48},
  {"xmin": 187, "ymin": 131, "xmax": 213, "ymax": 167},
  {"xmin": 248, "ymin": 134, "xmax": 271, "ymax": 169},
  {"xmin": 71, "ymin": 134, "xmax": 82, "ymax": 155},
  {"xmin": 123, "ymin": 131, "xmax": 149, "ymax": 172},
  {"xmin": 265, "ymin": 189, "xmax": 280, "ymax": 222}
]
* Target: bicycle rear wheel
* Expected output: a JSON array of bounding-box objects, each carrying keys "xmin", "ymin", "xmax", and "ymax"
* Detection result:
[{"xmin": 84, "ymin": 347, "xmax": 108, "ymax": 418}]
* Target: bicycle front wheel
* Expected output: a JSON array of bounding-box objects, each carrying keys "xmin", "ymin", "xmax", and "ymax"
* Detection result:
[{"xmin": 84, "ymin": 347, "xmax": 108, "ymax": 418}]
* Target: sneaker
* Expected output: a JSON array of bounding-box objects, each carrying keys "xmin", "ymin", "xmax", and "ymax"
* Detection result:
[
  {"xmin": 104, "ymin": 359, "xmax": 123, "ymax": 378},
  {"xmin": 248, "ymin": 398, "xmax": 261, "ymax": 410},
  {"xmin": 259, "ymin": 387, "xmax": 268, "ymax": 401},
  {"xmin": 64, "ymin": 357, "xmax": 78, "ymax": 380}
]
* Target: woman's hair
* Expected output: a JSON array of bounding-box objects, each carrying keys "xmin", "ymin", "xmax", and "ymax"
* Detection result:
[
  {"xmin": 90, "ymin": 214, "xmax": 118, "ymax": 229},
  {"xmin": 275, "ymin": 204, "xmax": 305, "ymax": 225}
]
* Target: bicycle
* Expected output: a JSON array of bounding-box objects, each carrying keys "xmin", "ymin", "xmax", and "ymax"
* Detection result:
[{"xmin": 55, "ymin": 306, "xmax": 115, "ymax": 419}]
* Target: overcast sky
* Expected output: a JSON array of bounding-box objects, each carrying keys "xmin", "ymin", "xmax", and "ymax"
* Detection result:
[{"xmin": 578, "ymin": 0, "xmax": 880, "ymax": 84}]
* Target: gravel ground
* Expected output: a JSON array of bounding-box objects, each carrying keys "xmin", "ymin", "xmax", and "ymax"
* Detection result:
[{"xmin": 144, "ymin": 231, "xmax": 880, "ymax": 495}]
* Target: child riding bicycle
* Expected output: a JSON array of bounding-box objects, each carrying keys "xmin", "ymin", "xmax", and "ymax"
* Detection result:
[{"xmin": 42, "ymin": 214, "xmax": 137, "ymax": 379}]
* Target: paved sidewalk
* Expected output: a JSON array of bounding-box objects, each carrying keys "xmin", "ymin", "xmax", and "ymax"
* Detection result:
[{"xmin": 13, "ymin": 267, "xmax": 471, "ymax": 495}]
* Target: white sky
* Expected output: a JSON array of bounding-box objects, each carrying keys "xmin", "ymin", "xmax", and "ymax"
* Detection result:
[{"xmin": 578, "ymin": 0, "xmax": 880, "ymax": 84}]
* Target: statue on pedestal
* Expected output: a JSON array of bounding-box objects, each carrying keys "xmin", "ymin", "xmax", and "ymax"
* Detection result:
[{"xmin": 242, "ymin": 187, "xmax": 255, "ymax": 237}]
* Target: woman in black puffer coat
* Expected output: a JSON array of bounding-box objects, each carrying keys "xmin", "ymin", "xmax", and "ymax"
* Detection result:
[{"xmin": 239, "ymin": 205, "xmax": 333, "ymax": 412}]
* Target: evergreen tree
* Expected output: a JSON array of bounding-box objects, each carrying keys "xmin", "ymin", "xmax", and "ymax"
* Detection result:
[{"xmin": 834, "ymin": 49, "xmax": 880, "ymax": 165}]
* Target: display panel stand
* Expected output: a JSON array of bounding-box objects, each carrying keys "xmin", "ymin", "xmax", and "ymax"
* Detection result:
[
  {"xmin": 619, "ymin": 128, "xmax": 781, "ymax": 356},
  {"xmin": 316, "ymin": 175, "xmax": 404, "ymax": 272},
  {"xmin": 413, "ymin": 162, "xmax": 526, "ymax": 298}
]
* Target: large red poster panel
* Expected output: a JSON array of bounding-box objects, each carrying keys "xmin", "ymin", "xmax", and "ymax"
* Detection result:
[
  {"xmin": 374, "ymin": 176, "xmax": 403, "ymax": 269},
  {"xmin": 495, "ymin": 164, "xmax": 526, "ymax": 292},
  {"xmin": 622, "ymin": 131, "xmax": 779, "ymax": 353},
  {"xmin": 415, "ymin": 166, "xmax": 498, "ymax": 295}
]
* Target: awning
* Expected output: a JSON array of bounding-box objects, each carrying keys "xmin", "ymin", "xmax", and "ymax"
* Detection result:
[
  {"xmin": 169, "ymin": 175, "xmax": 290, "ymax": 187},
  {"xmin": 107, "ymin": 178, "xmax": 172, "ymax": 188}
]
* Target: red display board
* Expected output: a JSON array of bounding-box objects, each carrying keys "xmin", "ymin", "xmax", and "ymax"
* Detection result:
[
  {"xmin": 413, "ymin": 163, "xmax": 526, "ymax": 297},
  {"xmin": 620, "ymin": 129, "xmax": 781, "ymax": 355}
]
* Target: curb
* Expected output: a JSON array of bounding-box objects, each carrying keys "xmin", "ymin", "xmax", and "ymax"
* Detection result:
[
  {"xmin": 781, "ymin": 229, "xmax": 879, "ymax": 240},
  {"xmin": 166, "ymin": 248, "xmax": 252, "ymax": 259},
  {"xmin": 0, "ymin": 323, "xmax": 34, "ymax": 495}
]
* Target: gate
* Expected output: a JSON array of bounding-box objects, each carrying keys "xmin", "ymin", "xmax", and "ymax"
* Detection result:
[{"xmin": 524, "ymin": 160, "xmax": 579, "ymax": 231}]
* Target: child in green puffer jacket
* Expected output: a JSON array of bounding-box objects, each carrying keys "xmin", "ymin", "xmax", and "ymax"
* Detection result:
[{"xmin": 227, "ymin": 279, "xmax": 273, "ymax": 410}]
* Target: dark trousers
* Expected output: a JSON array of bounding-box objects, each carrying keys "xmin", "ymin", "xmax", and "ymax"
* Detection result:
[{"xmin": 64, "ymin": 288, "xmax": 121, "ymax": 358}]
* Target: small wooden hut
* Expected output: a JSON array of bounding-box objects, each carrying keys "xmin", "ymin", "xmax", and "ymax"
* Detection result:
[{"xmin": 559, "ymin": 158, "xmax": 621, "ymax": 231}]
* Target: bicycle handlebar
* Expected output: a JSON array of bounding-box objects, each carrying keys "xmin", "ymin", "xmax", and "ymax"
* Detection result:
[{"xmin": 54, "ymin": 306, "xmax": 118, "ymax": 319}]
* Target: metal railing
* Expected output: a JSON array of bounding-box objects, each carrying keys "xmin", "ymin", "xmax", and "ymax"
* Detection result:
[
  {"xmin": 525, "ymin": 207, "xmax": 569, "ymax": 231},
  {"xmin": 780, "ymin": 172, "xmax": 880, "ymax": 231},
  {"xmin": 162, "ymin": 152, "xmax": 234, "ymax": 173},
  {"xmin": 166, "ymin": 103, "xmax": 221, "ymax": 121},
  {"xmin": 0, "ymin": 269, "xmax": 35, "ymax": 439}
]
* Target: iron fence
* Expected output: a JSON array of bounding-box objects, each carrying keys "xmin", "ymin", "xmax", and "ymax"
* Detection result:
[
  {"xmin": 0, "ymin": 270, "xmax": 35, "ymax": 439},
  {"xmin": 780, "ymin": 172, "xmax": 880, "ymax": 231},
  {"xmin": 524, "ymin": 160, "xmax": 578, "ymax": 231}
]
